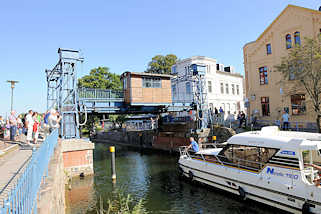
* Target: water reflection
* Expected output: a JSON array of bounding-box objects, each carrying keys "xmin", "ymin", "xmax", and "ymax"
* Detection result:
[{"xmin": 66, "ymin": 143, "xmax": 287, "ymax": 214}]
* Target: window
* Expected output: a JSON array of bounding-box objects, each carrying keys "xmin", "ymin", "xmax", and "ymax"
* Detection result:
[
  {"xmin": 236, "ymin": 85, "xmax": 240, "ymax": 95},
  {"xmin": 123, "ymin": 77, "xmax": 127, "ymax": 90},
  {"xmin": 143, "ymin": 77, "xmax": 152, "ymax": 88},
  {"xmin": 153, "ymin": 78, "xmax": 161, "ymax": 88},
  {"xmin": 291, "ymin": 94, "xmax": 306, "ymax": 115},
  {"xmin": 231, "ymin": 84, "xmax": 235, "ymax": 95},
  {"xmin": 218, "ymin": 144, "xmax": 278, "ymax": 171},
  {"xmin": 208, "ymin": 81, "xmax": 212, "ymax": 93},
  {"xmin": 143, "ymin": 77, "xmax": 161, "ymax": 88},
  {"xmin": 220, "ymin": 83, "xmax": 224, "ymax": 94},
  {"xmin": 294, "ymin": 32, "xmax": 301, "ymax": 46},
  {"xmin": 286, "ymin": 34, "xmax": 292, "ymax": 49},
  {"xmin": 259, "ymin": 66, "xmax": 268, "ymax": 85},
  {"xmin": 266, "ymin": 43, "xmax": 272, "ymax": 55},
  {"xmin": 186, "ymin": 82, "xmax": 191, "ymax": 94},
  {"xmin": 261, "ymin": 97, "xmax": 270, "ymax": 116},
  {"xmin": 172, "ymin": 84, "xmax": 176, "ymax": 95},
  {"xmin": 225, "ymin": 83, "xmax": 229, "ymax": 94},
  {"xmin": 171, "ymin": 65, "xmax": 177, "ymax": 74}
]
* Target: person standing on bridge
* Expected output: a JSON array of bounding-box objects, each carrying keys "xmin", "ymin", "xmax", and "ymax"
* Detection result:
[
  {"xmin": 48, "ymin": 109, "xmax": 61, "ymax": 133},
  {"xmin": 25, "ymin": 110, "xmax": 34, "ymax": 145},
  {"xmin": 9, "ymin": 110, "xmax": 17, "ymax": 141}
]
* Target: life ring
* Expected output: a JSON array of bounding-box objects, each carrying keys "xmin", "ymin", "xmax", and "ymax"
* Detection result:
[
  {"xmin": 188, "ymin": 171, "xmax": 194, "ymax": 181},
  {"xmin": 302, "ymin": 202, "xmax": 312, "ymax": 214},
  {"xmin": 238, "ymin": 187, "xmax": 246, "ymax": 200}
]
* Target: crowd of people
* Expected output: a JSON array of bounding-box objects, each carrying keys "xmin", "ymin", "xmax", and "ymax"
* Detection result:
[
  {"xmin": 0, "ymin": 109, "xmax": 61, "ymax": 145},
  {"xmin": 210, "ymin": 106, "xmax": 247, "ymax": 128}
]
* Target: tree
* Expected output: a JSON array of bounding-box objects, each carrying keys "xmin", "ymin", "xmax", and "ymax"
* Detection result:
[
  {"xmin": 275, "ymin": 35, "xmax": 321, "ymax": 132},
  {"xmin": 78, "ymin": 67, "xmax": 122, "ymax": 90},
  {"xmin": 145, "ymin": 54, "xmax": 177, "ymax": 74},
  {"xmin": 109, "ymin": 114, "xmax": 127, "ymax": 128}
]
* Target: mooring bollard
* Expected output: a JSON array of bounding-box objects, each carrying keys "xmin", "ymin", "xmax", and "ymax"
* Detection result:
[{"xmin": 110, "ymin": 146, "xmax": 116, "ymax": 183}]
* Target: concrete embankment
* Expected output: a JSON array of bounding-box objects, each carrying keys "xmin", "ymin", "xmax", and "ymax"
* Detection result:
[{"xmin": 37, "ymin": 139, "xmax": 95, "ymax": 214}]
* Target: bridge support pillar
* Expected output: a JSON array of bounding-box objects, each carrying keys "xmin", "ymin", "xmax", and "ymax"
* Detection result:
[{"xmin": 61, "ymin": 139, "xmax": 95, "ymax": 178}]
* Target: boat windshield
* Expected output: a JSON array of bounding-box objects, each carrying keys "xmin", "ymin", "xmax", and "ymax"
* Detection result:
[{"xmin": 302, "ymin": 149, "xmax": 321, "ymax": 184}]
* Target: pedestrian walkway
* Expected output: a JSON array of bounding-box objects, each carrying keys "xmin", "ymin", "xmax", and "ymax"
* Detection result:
[{"xmin": 0, "ymin": 145, "xmax": 32, "ymax": 204}]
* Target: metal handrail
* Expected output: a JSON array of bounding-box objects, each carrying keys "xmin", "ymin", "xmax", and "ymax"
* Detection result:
[
  {"xmin": 78, "ymin": 88, "xmax": 124, "ymax": 100},
  {"xmin": 0, "ymin": 129, "xmax": 59, "ymax": 214}
]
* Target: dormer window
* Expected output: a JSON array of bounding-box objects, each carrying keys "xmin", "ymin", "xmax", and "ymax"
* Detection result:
[{"xmin": 286, "ymin": 34, "xmax": 292, "ymax": 49}]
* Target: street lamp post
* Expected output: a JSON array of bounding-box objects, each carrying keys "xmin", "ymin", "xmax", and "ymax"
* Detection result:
[{"xmin": 7, "ymin": 80, "xmax": 19, "ymax": 112}]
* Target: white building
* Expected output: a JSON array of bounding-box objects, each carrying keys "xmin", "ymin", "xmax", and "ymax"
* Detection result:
[{"xmin": 171, "ymin": 56, "xmax": 245, "ymax": 117}]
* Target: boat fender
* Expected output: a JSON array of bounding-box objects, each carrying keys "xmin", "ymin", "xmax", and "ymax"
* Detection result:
[
  {"xmin": 188, "ymin": 171, "xmax": 194, "ymax": 181},
  {"xmin": 302, "ymin": 202, "xmax": 312, "ymax": 214},
  {"xmin": 238, "ymin": 187, "xmax": 246, "ymax": 200}
]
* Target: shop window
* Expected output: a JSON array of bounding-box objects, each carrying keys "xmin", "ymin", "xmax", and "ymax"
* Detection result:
[
  {"xmin": 261, "ymin": 97, "xmax": 270, "ymax": 116},
  {"xmin": 266, "ymin": 43, "xmax": 272, "ymax": 55},
  {"xmin": 286, "ymin": 34, "xmax": 292, "ymax": 49},
  {"xmin": 291, "ymin": 94, "xmax": 306, "ymax": 115},
  {"xmin": 259, "ymin": 67, "xmax": 268, "ymax": 85}
]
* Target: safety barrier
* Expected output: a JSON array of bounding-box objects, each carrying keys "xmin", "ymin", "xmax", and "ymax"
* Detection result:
[
  {"xmin": 78, "ymin": 88, "xmax": 124, "ymax": 101},
  {"xmin": 0, "ymin": 129, "xmax": 59, "ymax": 214},
  {"xmin": 255, "ymin": 120, "xmax": 317, "ymax": 132}
]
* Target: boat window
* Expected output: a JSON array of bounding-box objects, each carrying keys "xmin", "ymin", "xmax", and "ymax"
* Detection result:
[
  {"xmin": 302, "ymin": 150, "xmax": 321, "ymax": 184},
  {"xmin": 218, "ymin": 145, "xmax": 277, "ymax": 171}
]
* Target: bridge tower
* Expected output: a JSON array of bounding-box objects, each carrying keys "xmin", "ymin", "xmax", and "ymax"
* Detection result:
[{"xmin": 46, "ymin": 49, "xmax": 84, "ymax": 139}]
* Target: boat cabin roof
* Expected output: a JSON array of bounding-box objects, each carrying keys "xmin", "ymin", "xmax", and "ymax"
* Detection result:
[{"xmin": 228, "ymin": 126, "xmax": 321, "ymax": 151}]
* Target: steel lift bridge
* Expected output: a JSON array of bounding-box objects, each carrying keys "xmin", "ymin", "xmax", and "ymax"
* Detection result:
[{"xmin": 46, "ymin": 49, "xmax": 210, "ymax": 139}]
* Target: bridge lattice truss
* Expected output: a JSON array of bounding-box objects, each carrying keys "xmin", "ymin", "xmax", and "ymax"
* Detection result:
[{"xmin": 46, "ymin": 49, "xmax": 83, "ymax": 139}]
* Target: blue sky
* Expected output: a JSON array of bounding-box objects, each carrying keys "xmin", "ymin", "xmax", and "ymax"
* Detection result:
[{"xmin": 0, "ymin": 0, "xmax": 319, "ymax": 117}]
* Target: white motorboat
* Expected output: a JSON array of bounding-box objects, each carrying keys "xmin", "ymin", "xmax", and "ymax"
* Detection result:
[{"xmin": 178, "ymin": 126, "xmax": 321, "ymax": 214}]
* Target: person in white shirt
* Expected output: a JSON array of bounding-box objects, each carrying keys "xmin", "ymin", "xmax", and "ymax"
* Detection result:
[
  {"xmin": 48, "ymin": 109, "xmax": 61, "ymax": 133},
  {"xmin": 282, "ymin": 110, "xmax": 290, "ymax": 130},
  {"xmin": 25, "ymin": 110, "xmax": 34, "ymax": 144}
]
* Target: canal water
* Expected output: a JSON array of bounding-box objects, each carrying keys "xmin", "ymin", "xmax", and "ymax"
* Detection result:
[{"xmin": 66, "ymin": 143, "xmax": 287, "ymax": 214}]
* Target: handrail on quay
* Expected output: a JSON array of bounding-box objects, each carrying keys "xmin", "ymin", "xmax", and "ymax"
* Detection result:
[{"xmin": 0, "ymin": 129, "xmax": 59, "ymax": 214}]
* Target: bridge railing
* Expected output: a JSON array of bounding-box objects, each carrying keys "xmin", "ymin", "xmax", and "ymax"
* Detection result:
[
  {"xmin": 78, "ymin": 88, "xmax": 124, "ymax": 100},
  {"xmin": 0, "ymin": 129, "xmax": 59, "ymax": 214}
]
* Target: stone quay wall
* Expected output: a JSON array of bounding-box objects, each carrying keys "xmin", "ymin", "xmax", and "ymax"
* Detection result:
[{"xmin": 37, "ymin": 139, "xmax": 95, "ymax": 214}]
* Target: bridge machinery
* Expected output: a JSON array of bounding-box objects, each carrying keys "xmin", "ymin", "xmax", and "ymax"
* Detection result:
[
  {"xmin": 46, "ymin": 49, "xmax": 84, "ymax": 139},
  {"xmin": 171, "ymin": 64, "xmax": 209, "ymax": 130}
]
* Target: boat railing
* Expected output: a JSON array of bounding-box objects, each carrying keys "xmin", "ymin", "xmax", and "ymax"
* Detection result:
[{"xmin": 179, "ymin": 146, "xmax": 265, "ymax": 172}]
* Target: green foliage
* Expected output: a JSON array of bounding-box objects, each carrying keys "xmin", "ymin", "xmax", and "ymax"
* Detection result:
[
  {"xmin": 109, "ymin": 115, "xmax": 127, "ymax": 128},
  {"xmin": 274, "ymin": 35, "xmax": 321, "ymax": 132},
  {"xmin": 145, "ymin": 54, "xmax": 177, "ymax": 74},
  {"xmin": 78, "ymin": 67, "xmax": 122, "ymax": 90},
  {"xmin": 96, "ymin": 191, "xmax": 148, "ymax": 214}
]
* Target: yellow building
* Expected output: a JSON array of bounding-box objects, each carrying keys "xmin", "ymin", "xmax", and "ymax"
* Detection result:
[{"xmin": 243, "ymin": 5, "xmax": 321, "ymax": 130}]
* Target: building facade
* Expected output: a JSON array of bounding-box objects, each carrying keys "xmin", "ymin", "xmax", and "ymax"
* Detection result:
[
  {"xmin": 243, "ymin": 5, "xmax": 321, "ymax": 127},
  {"xmin": 171, "ymin": 56, "xmax": 244, "ymax": 116}
]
